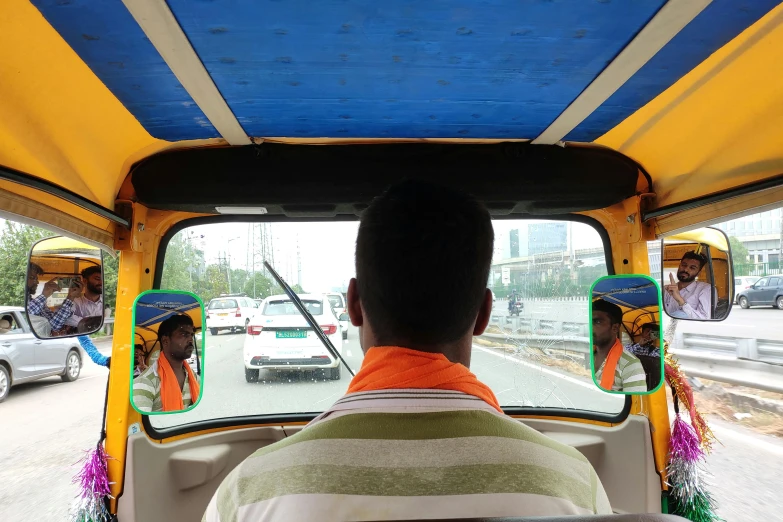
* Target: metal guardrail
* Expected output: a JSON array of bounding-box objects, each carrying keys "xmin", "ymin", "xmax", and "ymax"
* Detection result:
[{"xmin": 488, "ymin": 315, "xmax": 783, "ymax": 393}]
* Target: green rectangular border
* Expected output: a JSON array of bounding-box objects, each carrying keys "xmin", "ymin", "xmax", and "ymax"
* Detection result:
[
  {"xmin": 129, "ymin": 289, "xmax": 206, "ymax": 416},
  {"xmin": 589, "ymin": 274, "xmax": 664, "ymax": 396}
]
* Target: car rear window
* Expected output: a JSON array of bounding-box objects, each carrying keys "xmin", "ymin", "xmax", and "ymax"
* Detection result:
[
  {"xmin": 263, "ymin": 300, "xmax": 323, "ymax": 316},
  {"xmin": 327, "ymin": 295, "xmax": 344, "ymax": 308},
  {"xmin": 209, "ymin": 299, "xmax": 238, "ymax": 309}
]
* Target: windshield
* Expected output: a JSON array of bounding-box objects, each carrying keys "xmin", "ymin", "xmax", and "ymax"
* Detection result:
[
  {"xmin": 209, "ymin": 299, "xmax": 237, "ymax": 309},
  {"xmin": 156, "ymin": 219, "xmax": 621, "ymax": 429},
  {"xmin": 264, "ymin": 300, "xmax": 323, "ymax": 316}
]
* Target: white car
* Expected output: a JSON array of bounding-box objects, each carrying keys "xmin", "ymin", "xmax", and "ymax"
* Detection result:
[
  {"xmin": 337, "ymin": 311, "xmax": 351, "ymax": 340},
  {"xmin": 206, "ymin": 295, "xmax": 258, "ymax": 335},
  {"xmin": 325, "ymin": 292, "xmax": 346, "ymax": 316},
  {"xmin": 244, "ymin": 294, "xmax": 343, "ymax": 382},
  {"xmin": 734, "ymin": 276, "xmax": 760, "ymax": 304}
]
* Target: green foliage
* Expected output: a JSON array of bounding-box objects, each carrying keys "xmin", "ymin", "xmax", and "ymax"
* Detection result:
[
  {"xmin": 103, "ymin": 252, "xmax": 119, "ymax": 310},
  {"xmin": 729, "ymin": 237, "xmax": 749, "ymax": 264},
  {"xmin": 243, "ymin": 272, "xmax": 274, "ymax": 299},
  {"xmin": 0, "ymin": 222, "xmax": 54, "ymax": 306}
]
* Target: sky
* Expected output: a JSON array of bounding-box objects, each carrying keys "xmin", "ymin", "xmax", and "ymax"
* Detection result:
[{"xmin": 179, "ymin": 219, "xmax": 605, "ymax": 293}]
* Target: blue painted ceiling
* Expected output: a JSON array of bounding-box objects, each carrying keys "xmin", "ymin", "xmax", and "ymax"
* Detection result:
[{"xmin": 32, "ymin": 0, "xmax": 778, "ymax": 142}]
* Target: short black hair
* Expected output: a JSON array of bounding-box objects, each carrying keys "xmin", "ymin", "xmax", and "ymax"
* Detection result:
[
  {"xmin": 158, "ymin": 314, "xmax": 194, "ymax": 342},
  {"xmin": 29, "ymin": 262, "xmax": 44, "ymax": 276},
  {"xmin": 592, "ymin": 299, "xmax": 623, "ymax": 325},
  {"xmin": 356, "ymin": 179, "xmax": 494, "ymax": 345},
  {"xmin": 81, "ymin": 265, "xmax": 101, "ymax": 279},
  {"xmin": 641, "ymin": 323, "xmax": 658, "ymax": 332},
  {"xmin": 682, "ymin": 251, "xmax": 707, "ymax": 270}
]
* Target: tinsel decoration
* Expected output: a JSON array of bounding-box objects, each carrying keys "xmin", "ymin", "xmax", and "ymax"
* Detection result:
[
  {"xmin": 664, "ymin": 341, "xmax": 716, "ymax": 451},
  {"xmin": 69, "ymin": 441, "xmax": 114, "ymax": 522},
  {"xmin": 666, "ymin": 390, "xmax": 722, "ymax": 522},
  {"xmin": 68, "ymin": 367, "xmax": 114, "ymax": 522}
]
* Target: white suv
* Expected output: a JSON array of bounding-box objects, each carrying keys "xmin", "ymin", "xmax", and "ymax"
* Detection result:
[
  {"xmin": 243, "ymin": 294, "xmax": 342, "ymax": 381},
  {"xmin": 206, "ymin": 296, "xmax": 258, "ymax": 335}
]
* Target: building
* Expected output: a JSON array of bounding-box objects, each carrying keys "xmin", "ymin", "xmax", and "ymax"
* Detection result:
[
  {"xmin": 714, "ymin": 209, "xmax": 782, "ymax": 265},
  {"xmin": 528, "ymin": 223, "xmax": 567, "ymax": 256}
]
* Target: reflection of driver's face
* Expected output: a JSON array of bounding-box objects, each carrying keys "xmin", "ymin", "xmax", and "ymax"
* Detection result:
[
  {"xmin": 86, "ymin": 272, "xmax": 103, "ymax": 294},
  {"xmin": 163, "ymin": 326, "xmax": 195, "ymax": 361},
  {"xmin": 592, "ymin": 311, "xmax": 617, "ymax": 348}
]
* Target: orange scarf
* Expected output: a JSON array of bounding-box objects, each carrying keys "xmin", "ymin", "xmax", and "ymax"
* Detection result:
[
  {"xmin": 599, "ymin": 339, "xmax": 624, "ymax": 390},
  {"xmin": 347, "ymin": 346, "xmax": 502, "ymax": 412},
  {"xmin": 157, "ymin": 354, "xmax": 200, "ymax": 412}
]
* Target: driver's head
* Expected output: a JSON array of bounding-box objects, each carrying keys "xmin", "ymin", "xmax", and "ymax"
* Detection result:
[
  {"xmin": 350, "ymin": 179, "xmax": 494, "ymax": 362},
  {"xmin": 81, "ymin": 266, "xmax": 103, "ymax": 294},
  {"xmin": 677, "ymin": 251, "xmax": 707, "ymax": 283},
  {"xmin": 158, "ymin": 314, "xmax": 195, "ymax": 362},
  {"xmin": 27, "ymin": 262, "xmax": 44, "ymax": 294}
]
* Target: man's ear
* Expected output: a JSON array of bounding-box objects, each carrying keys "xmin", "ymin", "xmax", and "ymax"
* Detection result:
[
  {"xmin": 347, "ymin": 278, "xmax": 363, "ymax": 327},
  {"xmin": 472, "ymin": 289, "xmax": 493, "ymax": 336}
]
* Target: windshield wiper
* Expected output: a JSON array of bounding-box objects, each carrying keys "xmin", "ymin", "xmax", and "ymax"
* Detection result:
[{"xmin": 263, "ymin": 261, "xmax": 355, "ymax": 377}]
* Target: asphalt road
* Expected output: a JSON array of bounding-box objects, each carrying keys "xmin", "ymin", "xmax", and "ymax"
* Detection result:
[{"xmin": 1, "ymin": 329, "xmax": 782, "ymax": 521}]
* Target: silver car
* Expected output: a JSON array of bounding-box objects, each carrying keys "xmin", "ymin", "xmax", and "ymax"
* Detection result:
[{"xmin": 0, "ymin": 306, "xmax": 82, "ymax": 402}]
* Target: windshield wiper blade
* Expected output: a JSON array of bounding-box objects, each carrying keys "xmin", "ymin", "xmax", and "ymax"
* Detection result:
[{"xmin": 263, "ymin": 261, "xmax": 354, "ymax": 377}]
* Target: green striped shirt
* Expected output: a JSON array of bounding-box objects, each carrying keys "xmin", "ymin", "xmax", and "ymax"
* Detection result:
[
  {"xmin": 596, "ymin": 350, "xmax": 647, "ymax": 393},
  {"xmin": 132, "ymin": 351, "xmax": 193, "ymax": 413},
  {"xmin": 203, "ymin": 389, "xmax": 612, "ymax": 521}
]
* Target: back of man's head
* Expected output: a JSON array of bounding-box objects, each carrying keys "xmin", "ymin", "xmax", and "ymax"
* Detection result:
[{"xmin": 356, "ymin": 179, "xmax": 494, "ymax": 347}]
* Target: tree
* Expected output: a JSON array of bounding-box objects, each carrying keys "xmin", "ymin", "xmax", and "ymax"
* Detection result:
[
  {"xmin": 103, "ymin": 252, "xmax": 119, "ymax": 311},
  {"xmin": 243, "ymin": 272, "xmax": 274, "ymax": 299},
  {"xmin": 729, "ymin": 237, "xmax": 751, "ymax": 275},
  {"xmin": 160, "ymin": 232, "xmax": 206, "ymax": 294},
  {"xmin": 0, "ymin": 222, "xmax": 54, "ymax": 306}
]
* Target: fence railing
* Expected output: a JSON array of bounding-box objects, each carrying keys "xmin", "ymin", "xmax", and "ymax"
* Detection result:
[{"xmin": 488, "ymin": 315, "xmax": 783, "ymax": 393}]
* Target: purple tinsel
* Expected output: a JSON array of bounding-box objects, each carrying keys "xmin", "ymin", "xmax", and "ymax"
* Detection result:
[
  {"xmin": 69, "ymin": 442, "xmax": 114, "ymax": 522},
  {"xmin": 667, "ymin": 414, "xmax": 722, "ymax": 522},
  {"xmin": 670, "ymin": 414, "xmax": 703, "ymax": 462}
]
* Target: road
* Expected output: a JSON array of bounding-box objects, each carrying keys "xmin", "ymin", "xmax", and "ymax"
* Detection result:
[{"xmin": 1, "ymin": 329, "xmax": 782, "ymax": 521}]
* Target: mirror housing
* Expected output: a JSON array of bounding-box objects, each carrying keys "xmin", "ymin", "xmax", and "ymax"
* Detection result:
[
  {"xmin": 26, "ymin": 236, "xmax": 105, "ymax": 339},
  {"xmin": 660, "ymin": 227, "xmax": 734, "ymax": 321},
  {"xmin": 590, "ymin": 275, "xmax": 663, "ymax": 395},
  {"xmin": 131, "ymin": 290, "xmax": 205, "ymax": 414}
]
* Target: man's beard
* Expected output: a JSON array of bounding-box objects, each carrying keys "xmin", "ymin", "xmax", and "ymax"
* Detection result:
[
  {"xmin": 87, "ymin": 283, "xmax": 102, "ymax": 295},
  {"xmin": 678, "ymin": 271, "xmax": 697, "ymax": 283}
]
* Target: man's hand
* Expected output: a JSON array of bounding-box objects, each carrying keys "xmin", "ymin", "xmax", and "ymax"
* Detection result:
[
  {"xmin": 665, "ymin": 273, "xmax": 685, "ymax": 306},
  {"xmin": 42, "ymin": 278, "xmax": 61, "ymax": 298},
  {"xmin": 67, "ymin": 278, "xmax": 83, "ymax": 301}
]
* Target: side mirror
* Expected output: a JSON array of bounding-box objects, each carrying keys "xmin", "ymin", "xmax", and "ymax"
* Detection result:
[
  {"xmin": 661, "ymin": 227, "xmax": 733, "ymax": 321},
  {"xmin": 26, "ymin": 236, "xmax": 105, "ymax": 339},
  {"xmin": 131, "ymin": 290, "xmax": 205, "ymax": 414},
  {"xmin": 590, "ymin": 275, "xmax": 663, "ymax": 395}
]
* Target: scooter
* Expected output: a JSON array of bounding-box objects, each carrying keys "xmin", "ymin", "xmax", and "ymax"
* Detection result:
[{"xmin": 508, "ymin": 300, "xmax": 523, "ymax": 316}]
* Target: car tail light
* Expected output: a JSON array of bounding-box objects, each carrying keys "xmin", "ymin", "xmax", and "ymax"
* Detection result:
[
  {"xmin": 311, "ymin": 355, "xmax": 330, "ymax": 359},
  {"xmin": 248, "ymin": 325, "xmax": 263, "ymax": 335},
  {"xmin": 321, "ymin": 325, "xmax": 337, "ymax": 335},
  {"xmin": 235, "ymin": 309, "xmax": 242, "ymax": 317}
]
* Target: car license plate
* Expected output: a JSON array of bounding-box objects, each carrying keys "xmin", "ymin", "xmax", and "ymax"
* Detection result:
[
  {"xmin": 218, "ymin": 313, "xmax": 228, "ymax": 317},
  {"xmin": 276, "ymin": 330, "xmax": 307, "ymax": 339}
]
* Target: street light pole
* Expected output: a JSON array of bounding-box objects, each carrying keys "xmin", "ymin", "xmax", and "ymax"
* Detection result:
[{"xmin": 227, "ymin": 237, "xmax": 241, "ymax": 294}]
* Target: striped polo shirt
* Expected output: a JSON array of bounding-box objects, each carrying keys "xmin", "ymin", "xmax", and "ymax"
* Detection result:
[
  {"xmin": 132, "ymin": 351, "xmax": 193, "ymax": 412},
  {"xmin": 596, "ymin": 350, "xmax": 647, "ymax": 393},
  {"xmin": 203, "ymin": 389, "xmax": 612, "ymax": 521}
]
